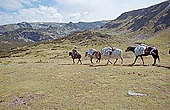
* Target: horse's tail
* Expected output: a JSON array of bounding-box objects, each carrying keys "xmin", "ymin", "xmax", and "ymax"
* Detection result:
[
  {"xmin": 98, "ymin": 51, "xmax": 102, "ymax": 59},
  {"xmin": 156, "ymin": 49, "xmax": 160, "ymax": 62},
  {"xmin": 151, "ymin": 48, "xmax": 160, "ymax": 62},
  {"xmin": 158, "ymin": 55, "xmax": 160, "ymax": 62}
]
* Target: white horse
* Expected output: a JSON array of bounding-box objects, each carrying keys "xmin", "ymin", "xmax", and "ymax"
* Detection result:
[{"xmin": 101, "ymin": 47, "xmax": 123, "ymax": 65}]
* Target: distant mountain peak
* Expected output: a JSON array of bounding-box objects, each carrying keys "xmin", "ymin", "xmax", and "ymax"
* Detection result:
[{"xmin": 17, "ymin": 22, "xmax": 32, "ymax": 28}]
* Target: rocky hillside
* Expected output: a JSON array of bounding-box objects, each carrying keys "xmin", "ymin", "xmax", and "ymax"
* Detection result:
[
  {"xmin": 0, "ymin": 21, "xmax": 109, "ymax": 43},
  {"xmin": 103, "ymin": 0, "xmax": 170, "ymax": 34}
]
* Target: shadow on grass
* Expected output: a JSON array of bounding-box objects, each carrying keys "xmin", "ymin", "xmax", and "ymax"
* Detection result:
[
  {"xmin": 154, "ymin": 64, "xmax": 170, "ymax": 70},
  {"xmin": 58, "ymin": 63, "xmax": 170, "ymax": 70},
  {"xmin": 88, "ymin": 64, "xmax": 107, "ymax": 67},
  {"xmin": 58, "ymin": 63, "xmax": 82, "ymax": 65},
  {"xmin": 59, "ymin": 63, "xmax": 107, "ymax": 67},
  {"xmin": 122, "ymin": 64, "xmax": 149, "ymax": 67},
  {"xmin": 123, "ymin": 64, "xmax": 170, "ymax": 70}
]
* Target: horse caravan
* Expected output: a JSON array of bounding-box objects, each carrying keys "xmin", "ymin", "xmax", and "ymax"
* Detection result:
[{"xmin": 69, "ymin": 44, "xmax": 160, "ymax": 66}]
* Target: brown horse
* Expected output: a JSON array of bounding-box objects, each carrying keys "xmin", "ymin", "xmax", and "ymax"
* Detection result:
[
  {"xmin": 69, "ymin": 52, "xmax": 82, "ymax": 64},
  {"xmin": 85, "ymin": 51, "xmax": 101, "ymax": 64},
  {"xmin": 125, "ymin": 45, "xmax": 160, "ymax": 65}
]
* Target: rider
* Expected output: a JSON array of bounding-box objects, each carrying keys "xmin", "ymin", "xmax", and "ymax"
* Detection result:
[{"xmin": 72, "ymin": 47, "xmax": 78, "ymax": 56}]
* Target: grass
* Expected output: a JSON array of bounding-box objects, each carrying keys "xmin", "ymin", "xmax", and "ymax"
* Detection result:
[{"xmin": 0, "ymin": 42, "xmax": 170, "ymax": 110}]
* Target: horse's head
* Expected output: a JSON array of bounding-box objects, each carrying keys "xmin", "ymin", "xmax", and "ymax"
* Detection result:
[
  {"xmin": 85, "ymin": 52, "xmax": 88, "ymax": 57},
  {"xmin": 69, "ymin": 52, "xmax": 72, "ymax": 56},
  {"xmin": 101, "ymin": 48, "xmax": 104, "ymax": 55},
  {"xmin": 125, "ymin": 46, "xmax": 135, "ymax": 52}
]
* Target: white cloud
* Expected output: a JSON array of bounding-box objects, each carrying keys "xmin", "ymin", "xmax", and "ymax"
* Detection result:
[
  {"xmin": 55, "ymin": 0, "xmax": 123, "ymax": 22},
  {"xmin": 63, "ymin": 12, "xmax": 89, "ymax": 23},
  {"xmin": 18, "ymin": 5, "xmax": 63, "ymax": 22},
  {"xmin": 0, "ymin": 0, "xmax": 39, "ymax": 10},
  {"xmin": 0, "ymin": 5, "xmax": 63, "ymax": 25},
  {"xmin": 0, "ymin": 0, "xmax": 164, "ymax": 25},
  {"xmin": 55, "ymin": 0, "xmax": 164, "ymax": 22}
]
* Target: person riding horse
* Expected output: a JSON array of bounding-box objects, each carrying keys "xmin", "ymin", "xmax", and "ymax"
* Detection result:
[
  {"xmin": 72, "ymin": 47, "xmax": 78, "ymax": 57},
  {"xmin": 69, "ymin": 47, "xmax": 82, "ymax": 64}
]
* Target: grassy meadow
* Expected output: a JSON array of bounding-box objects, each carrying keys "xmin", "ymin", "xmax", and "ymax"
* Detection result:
[{"xmin": 0, "ymin": 39, "xmax": 170, "ymax": 110}]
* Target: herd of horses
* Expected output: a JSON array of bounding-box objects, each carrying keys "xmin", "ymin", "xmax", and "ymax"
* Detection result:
[{"xmin": 69, "ymin": 44, "xmax": 160, "ymax": 66}]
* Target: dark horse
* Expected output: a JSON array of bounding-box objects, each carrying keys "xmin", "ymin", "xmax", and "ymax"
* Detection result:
[
  {"xmin": 69, "ymin": 52, "xmax": 82, "ymax": 64},
  {"xmin": 125, "ymin": 45, "xmax": 160, "ymax": 65},
  {"xmin": 85, "ymin": 51, "xmax": 101, "ymax": 64}
]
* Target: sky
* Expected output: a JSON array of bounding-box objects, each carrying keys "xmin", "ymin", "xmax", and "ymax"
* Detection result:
[{"xmin": 0, "ymin": 0, "xmax": 165, "ymax": 25}]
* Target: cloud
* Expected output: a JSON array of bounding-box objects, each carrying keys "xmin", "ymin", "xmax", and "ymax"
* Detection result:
[
  {"xmin": 55, "ymin": 0, "xmax": 164, "ymax": 22},
  {"xmin": 0, "ymin": 0, "xmax": 40, "ymax": 10},
  {"xmin": 0, "ymin": 0, "xmax": 164, "ymax": 25},
  {"xmin": 63, "ymin": 12, "xmax": 89, "ymax": 23},
  {"xmin": 55, "ymin": 0, "xmax": 123, "ymax": 22},
  {"xmin": 18, "ymin": 5, "xmax": 63, "ymax": 22},
  {"xmin": 0, "ymin": 5, "xmax": 63, "ymax": 25}
]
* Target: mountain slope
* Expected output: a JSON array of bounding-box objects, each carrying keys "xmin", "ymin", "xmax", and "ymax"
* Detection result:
[
  {"xmin": 144, "ymin": 27, "xmax": 170, "ymax": 53},
  {"xmin": 103, "ymin": 0, "xmax": 170, "ymax": 34}
]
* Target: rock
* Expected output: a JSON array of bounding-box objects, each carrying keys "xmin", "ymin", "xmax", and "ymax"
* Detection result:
[{"xmin": 128, "ymin": 90, "xmax": 147, "ymax": 96}]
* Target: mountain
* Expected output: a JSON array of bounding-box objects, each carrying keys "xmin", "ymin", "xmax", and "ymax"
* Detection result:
[
  {"xmin": 0, "ymin": 21, "xmax": 109, "ymax": 43},
  {"xmin": 103, "ymin": 0, "xmax": 170, "ymax": 34},
  {"xmin": 65, "ymin": 21, "xmax": 109, "ymax": 30}
]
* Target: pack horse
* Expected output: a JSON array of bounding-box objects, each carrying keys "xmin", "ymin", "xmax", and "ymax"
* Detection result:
[
  {"xmin": 125, "ymin": 44, "xmax": 160, "ymax": 65},
  {"xmin": 85, "ymin": 48, "xmax": 101, "ymax": 64},
  {"xmin": 101, "ymin": 47, "xmax": 123, "ymax": 65}
]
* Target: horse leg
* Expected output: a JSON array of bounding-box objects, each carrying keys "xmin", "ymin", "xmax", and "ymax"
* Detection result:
[
  {"xmin": 95, "ymin": 57, "xmax": 99, "ymax": 63},
  {"xmin": 153, "ymin": 58, "xmax": 156, "ymax": 65},
  {"xmin": 97, "ymin": 58, "xmax": 100, "ymax": 63},
  {"xmin": 77, "ymin": 59, "xmax": 79, "ymax": 64},
  {"xmin": 90, "ymin": 57, "xmax": 93, "ymax": 64},
  {"xmin": 120, "ymin": 56, "xmax": 123, "ymax": 65},
  {"xmin": 79, "ymin": 59, "xmax": 82, "ymax": 64},
  {"xmin": 132, "ymin": 56, "xmax": 138, "ymax": 65},
  {"xmin": 96, "ymin": 59, "xmax": 98, "ymax": 63},
  {"xmin": 72, "ymin": 58, "xmax": 75, "ymax": 64},
  {"xmin": 140, "ymin": 56, "xmax": 144, "ymax": 65},
  {"xmin": 152, "ymin": 55, "xmax": 157, "ymax": 65},
  {"xmin": 114, "ymin": 58, "xmax": 118, "ymax": 65},
  {"xmin": 106, "ymin": 59, "xmax": 109, "ymax": 65},
  {"xmin": 107, "ymin": 58, "xmax": 112, "ymax": 65},
  {"xmin": 96, "ymin": 57, "xmax": 100, "ymax": 63},
  {"xmin": 109, "ymin": 60, "xmax": 113, "ymax": 64}
]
